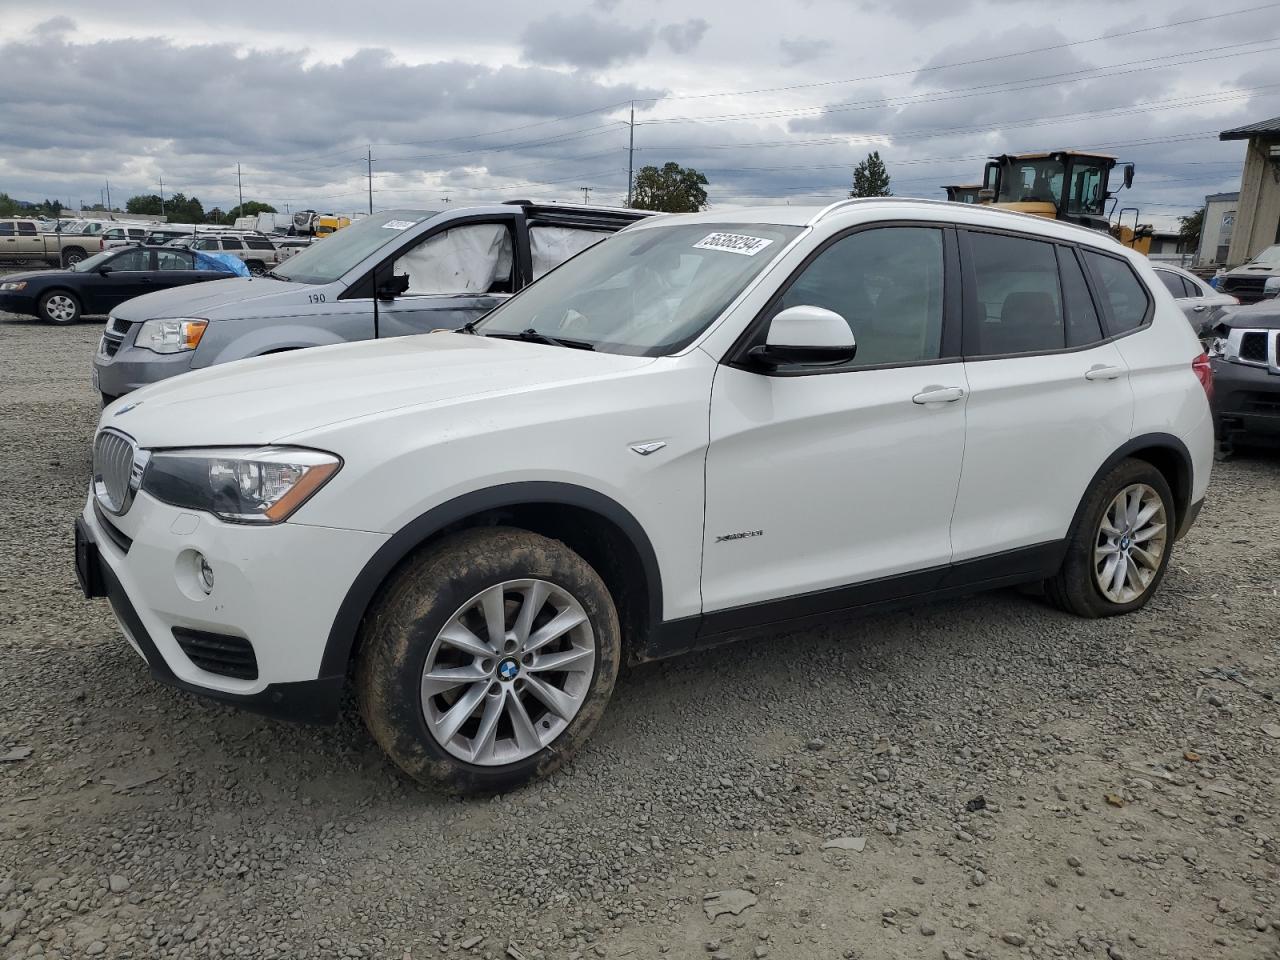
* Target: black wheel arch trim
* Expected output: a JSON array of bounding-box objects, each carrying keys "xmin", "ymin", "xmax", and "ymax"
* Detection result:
[
  {"xmin": 318, "ymin": 481, "xmax": 664, "ymax": 678},
  {"xmin": 1068, "ymin": 432, "xmax": 1195, "ymax": 540}
]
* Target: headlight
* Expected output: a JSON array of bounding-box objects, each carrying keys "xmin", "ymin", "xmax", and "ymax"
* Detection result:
[
  {"xmin": 0, "ymin": 281, "xmax": 27, "ymax": 291},
  {"xmin": 136, "ymin": 317, "xmax": 208, "ymax": 354},
  {"xmin": 1208, "ymin": 337, "xmax": 1229, "ymax": 359},
  {"xmin": 140, "ymin": 447, "xmax": 341, "ymax": 524}
]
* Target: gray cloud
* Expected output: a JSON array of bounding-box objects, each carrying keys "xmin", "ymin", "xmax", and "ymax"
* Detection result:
[
  {"xmin": 659, "ymin": 19, "xmax": 709, "ymax": 55},
  {"xmin": 521, "ymin": 13, "xmax": 653, "ymax": 69},
  {"xmin": 779, "ymin": 37, "xmax": 831, "ymax": 66}
]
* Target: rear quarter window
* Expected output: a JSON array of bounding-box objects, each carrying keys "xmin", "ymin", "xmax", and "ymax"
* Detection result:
[{"xmin": 1081, "ymin": 250, "xmax": 1151, "ymax": 335}]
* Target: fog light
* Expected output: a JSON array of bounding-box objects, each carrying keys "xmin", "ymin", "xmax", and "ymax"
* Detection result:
[{"xmin": 196, "ymin": 555, "xmax": 215, "ymax": 594}]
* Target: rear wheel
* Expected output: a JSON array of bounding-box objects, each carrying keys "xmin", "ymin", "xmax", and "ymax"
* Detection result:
[
  {"xmin": 61, "ymin": 248, "xmax": 87, "ymax": 267},
  {"xmin": 38, "ymin": 290, "xmax": 81, "ymax": 325},
  {"xmin": 1045, "ymin": 458, "xmax": 1174, "ymax": 618},
  {"xmin": 356, "ymin": 527, "xmax": 620, "ymax": 793},
  {"xmin": 246, "ymin": 261, "xmax": 266, "ymax": 277}
]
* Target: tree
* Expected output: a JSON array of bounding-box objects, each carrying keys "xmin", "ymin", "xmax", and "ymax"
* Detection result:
[
  {"xmin": 125, "ymin": 192, "xmax": 206, "ymax": 223},
  {"xmin": 849, "ymin": 151, "xmax": 892, "ymax": 198},
  {"xmin": 0, "ymin": 193, "xmax": 18, "ymax": 218},
  {"xmin": 1178, "ymin": 206, "xmax": 1205, "ymax": 251},
  {"xmin": 631, "ymin": 162, "xmax": 709, "ymax": 213},
  {"xmin": 206, "ymin": 207, "xmax": 226, "ymax": 225},
  {"xmin": 225, "ymin": 201, "xmax": 278, "ymax": 222}
]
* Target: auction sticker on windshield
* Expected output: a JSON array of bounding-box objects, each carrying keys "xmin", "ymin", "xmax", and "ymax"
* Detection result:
[
  {"xmin": 693, "ymin": 233, "xmax": 775, "ymax": 256},
  {"xmin": 381, "ymin": 220, "xmax": 417, "ymax": 231}
]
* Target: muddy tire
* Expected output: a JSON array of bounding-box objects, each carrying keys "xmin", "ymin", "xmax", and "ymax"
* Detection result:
[
  {"xmin": 1045, "ymin": 458, "xmax": 1175, "ymax": 618},
  {"xmin": 356, "ymin": 527, "xmax": 620, "ymax": 794}
]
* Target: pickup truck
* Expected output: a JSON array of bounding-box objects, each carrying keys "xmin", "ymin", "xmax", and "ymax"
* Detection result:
[{"xmin": 0, "ymin": 219, "xmax": 102, "ymax": 267}]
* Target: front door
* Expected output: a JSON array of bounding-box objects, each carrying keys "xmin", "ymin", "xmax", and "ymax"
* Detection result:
[
  {"xmin": 90, "ymin": 248, "xmax": 159, "ymax": 312},
  {"xmin": 701, "ymin": 224, "xmax": 967, "ymax": 623},
  {"xmin": 374, "ymin": 219, "xmax": 517, "ymax": 338},
  {"xmin": 949, "ymin": 230, "xmax": 1136, "ymax": 562}
]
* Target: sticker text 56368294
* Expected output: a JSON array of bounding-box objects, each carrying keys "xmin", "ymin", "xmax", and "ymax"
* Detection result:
[{"xmin": 693, "ymin": 232, "xmax": 775, "ymax": 256}]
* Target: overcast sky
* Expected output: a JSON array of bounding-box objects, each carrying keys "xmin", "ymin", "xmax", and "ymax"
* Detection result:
[{"xmin": 3, "ymin": 0, "xmax": 1279, "ymax": 230}]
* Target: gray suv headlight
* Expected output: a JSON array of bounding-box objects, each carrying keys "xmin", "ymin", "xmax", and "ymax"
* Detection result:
[
  {"xmin": 136, "ymin": 318, "xmax": 208, "ymax": 354},
  {"xmin": 141, "ymin": 447, "xmax": 341, "ymax": 523}
]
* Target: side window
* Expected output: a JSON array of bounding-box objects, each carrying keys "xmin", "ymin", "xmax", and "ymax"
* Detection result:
[
  {"xmin": 392, "ymin": 222, "xmax": 515, "ymax": 296},
  {"xmin": 776, "ymin": 226, "xmax": 945, "ymax": 367},
  {"xmin": 220, "ymin": 238, "xmax": 244, "ymax": 250},
  {"xmin": 1057, "ymin": 247, "xmax": 1104, "ymax": 347},
  {"xmin": 109, "ymin": 249, "xmax": 150, "ymax": 271},
  {"xmin": 193, "ymin": 238, "xmax": 218, "ymax": 250},
  {"xmin": 1082, "ymin": 251, "xmax": 1151, "ymax": 334},
  {"xmin": 1180, "ymin": 276, "xmax": 1202, "ymax": 299},
  {"xmin": 1155, "ymin": 270, "xmax": 1184, "ymax": 298},
  {"xmin": 965, "ymin": 231, "xmax": 1064, "ymax": 355},
  {"xmin": 104, "ymin": 229, "xmax": 125, "ymax": 240},
  {"xmin": 245, "ymin": 238, "xmax": 275, "ymax": 250},
  {"xmin": 0, "ymin": 223, "xmax": 14, "ymax": 236},
  {"xmin": 156, "ymin": 250, "xmax": 193, "ymax": 271},
  {"xmin": 528, "ymin": 226, "xmax": 611, "ymax": 279},
  {"xmin": 127, "ymin": 229, "xmax": 146, "ymax": 239},
  {"xmin": 17, "ymin": 221, "xmax": 38, "ymax": 236}
]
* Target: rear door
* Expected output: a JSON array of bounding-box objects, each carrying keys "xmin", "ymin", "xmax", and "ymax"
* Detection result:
[
  {"xmin": 949, "ymin": 229, "xmax": 1135, "ymax": 565},
  {"xmin": 15, "ymin": 220, "xmax": 42, "ymax": 257},
  {"xmin": 0, "ymin": 222, "xmax": 19, "ymax": 258},
  {"xmin": 373, "ymin": 216, "xmax": 519, "ymax": 338},
  {"xmin": 153, "ymin": 248, "xmax": 214, "ymax": 290}
]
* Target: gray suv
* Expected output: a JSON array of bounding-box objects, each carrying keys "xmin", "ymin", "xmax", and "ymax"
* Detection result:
[{"xmin": 93, "ymin": 202, "xmax": 651, "ymax": 402}]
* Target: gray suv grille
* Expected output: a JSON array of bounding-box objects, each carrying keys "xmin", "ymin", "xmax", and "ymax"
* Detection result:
[{"xmin": 93, "ymin": 429, "xmax": 143, "ymax": 516}]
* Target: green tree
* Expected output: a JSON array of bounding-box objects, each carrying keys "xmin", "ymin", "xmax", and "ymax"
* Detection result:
[
  {"xmin": 225, "ymin": 201, "xmax": 278, "ymax": 222},
  {"xmin": 631, "ymin": 162, "xmax": 709, "ymax": 213},
  {"xmin": 206, "ymin": 207, "xmax": 226, "ymax": 225},
  {"xmin": 126, "ymin": 192, "xmax": 206, "ymax": 223},
  {"xmin": 1178, "ymin": 206, "xmax": 1205, "ymax": 250},
  {"xmin": 0, "ymin": 193, "xmax": 18, "ymax": 218},
  {"xmin": 849, "ymin": 151, "xmax": 892, "ymax": 198}
]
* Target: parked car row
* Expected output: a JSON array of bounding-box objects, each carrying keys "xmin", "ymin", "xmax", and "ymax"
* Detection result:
[{"xmin": 73, "ymin": 197, "xmax": 1219, "ymax": 793}]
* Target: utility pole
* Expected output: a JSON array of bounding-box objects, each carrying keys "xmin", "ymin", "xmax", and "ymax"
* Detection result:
[
  {"xmin": 159, "ymin": 175, "xmax": 166, "ymax": 219},
  {"xmin": 104, "ymin": 179, "xmax": 111, "ymax": 212},
  {"xmin": 579, "ymin": 186, "xmax": 592, "ymax": 204},
  {"xmin": 236, "ymin": 163, "xmax": 244, "ymax": 214},
  {"xmin": 626, "ymin": 100, "xmax": 635, "ymax": 207},
  {"xmin": 366, "ymin": 147, "xmax": 374, "ymax": 215}
]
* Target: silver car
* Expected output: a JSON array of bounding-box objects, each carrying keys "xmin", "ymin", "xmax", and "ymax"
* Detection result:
[
  {"xmin": 92, "ymin": 202, "xmax": 651, "ymax": 403},
  {"xmin": 1150, "ymin": 263, "xmax": 1238, "ymax": 336}
]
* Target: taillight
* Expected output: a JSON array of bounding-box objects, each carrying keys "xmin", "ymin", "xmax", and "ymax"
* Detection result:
[{"xmin": 1192, "ymin": 352, "xmax": 1213, "ymax": 402}]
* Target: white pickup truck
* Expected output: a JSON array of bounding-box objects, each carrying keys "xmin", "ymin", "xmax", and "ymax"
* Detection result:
[{"xmin": 0, "ymin": 219, "xmax": 101, "ymax": 266}]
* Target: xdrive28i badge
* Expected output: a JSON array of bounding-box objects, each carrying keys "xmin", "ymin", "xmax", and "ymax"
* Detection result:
[{"xmin": 715, "ymin": 529, "xmax": 763, "ymax": 543}]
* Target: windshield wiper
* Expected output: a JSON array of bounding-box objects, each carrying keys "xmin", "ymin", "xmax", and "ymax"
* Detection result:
[
  {"xmin": 457, "ymin": 319, "xmax": 482, "ymax": 335},
  {"xmin": 486, "ymin": 328, "xmax": 595, "ymax": 350},
  {"xmin": 265, "ymin": 269, "xmax": 287, "ymax": 281}
]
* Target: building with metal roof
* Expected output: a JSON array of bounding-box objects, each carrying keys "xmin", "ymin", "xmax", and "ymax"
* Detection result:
[{"xmin": 1218, "ymin": 118, "xmax": 1280, "ymax": 264}]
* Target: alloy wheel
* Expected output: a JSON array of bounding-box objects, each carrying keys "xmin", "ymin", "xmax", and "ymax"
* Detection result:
[
  {"xmin": 421, "ymin": 579, "xmax": 596, "ymax": 766},
  {"xmin": 1093, "ymin": 483, "xmax": 1167, "ymax": 604},
  {"xmin": 45, "ymin": 295, "xmax": 77, "ymax": 322}
]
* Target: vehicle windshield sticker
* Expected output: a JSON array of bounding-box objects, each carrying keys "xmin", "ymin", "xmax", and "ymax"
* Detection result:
[
  {"xmin": 693, "ymin": 232, "xmax": 774, "ymax": 256},
  {"xmin": 381, "ymin": 219, "xmax": 416, "ymax": 231}
]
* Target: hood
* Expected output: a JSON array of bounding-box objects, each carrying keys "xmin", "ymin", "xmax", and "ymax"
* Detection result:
[
  {"xmin": 1214, "ymin": 301, "xmax": 1280, "ymax": 332},
  {"xmin": 102, "ymin": 332, "xmax": 655, "ymax": 448},
  {"xmin": 1224, "ymin": 262, "xmax": 1280, "ymax": 277},
  {"xmin": 2, "ymin": 269, "xmax": 72, "ymax": 285},
  {"xmin": 110, "ymin": 276, "xmax": 309, "ymax": 321}
]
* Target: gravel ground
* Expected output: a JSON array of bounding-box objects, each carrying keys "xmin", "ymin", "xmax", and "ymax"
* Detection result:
[{"xmin": 2, "ymin": 284, "xmax": 1280, "ymax": 960}]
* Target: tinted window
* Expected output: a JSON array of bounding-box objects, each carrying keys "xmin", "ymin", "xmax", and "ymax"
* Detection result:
[
  {"xmin": 966, "ymin": 232, "xmax": 1064, "ymax": 355},
  {"xmin": 0, "ymin": 223, "xmax": 13, "ymax": 236},
  {"xmin": 220, "ymin": 238, "xmax": 244, "ymax": 250},
  {"xmin": 1180, "ymin": 276, "xmax": 1201, "ymax": 298},
  {"xmin": 109, "ymin": 249, "xmax": 150, "ymax": 271},
  {"xmin": 127, "ymin": 229, "xmax": 146, "ymax": 239},
  {"xmin": 1057, "ymin": 247, "xmax": 1104, "ymax": 347},
  {"xmin": 776, "ymin": 226, "xmax": 945, "ymax": 366},
  {"xmin": 1155, "ymin": 270, "xmax": 1184, "ymax": 298},
  {"xmin": 17, "ymin": 222, "xmax": 37, "ymax": 236},
  {"xmin": 156, "ymin": 250, "xmax": 193, "ymax": 271},
  {"xmin": 245, "ymin": 238, "xmax": 275, "ymax": 250},
  {"xmin": 104, "ymin": 229, "xmax": 125, "ymax": 240},
  {"xmin": 1082, "ymin": 251, "xmax": 1150, "ymax": 334},
  {"xmin": 193, "ymin": 238, "xmax": 219, "ymax": 250}
]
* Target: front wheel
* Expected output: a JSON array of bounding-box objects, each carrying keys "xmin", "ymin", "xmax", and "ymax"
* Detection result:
[
  {"xmin": 1045, "ymin": 458, "xmax": 1175, "ymax": 618},
  {"xmin": 356, "ymin": 527, "xmax": 621, "ymax": 793},
  {"xmin": 38, "ymin": 290, "xmax": 81, "ymax": 325}
]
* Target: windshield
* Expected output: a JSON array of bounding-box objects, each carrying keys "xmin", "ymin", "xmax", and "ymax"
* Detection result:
[
  {"xmin": 997, "ymin": 159, "xmax": 1065, "ymax": 205},
  {"xmin": 1247, "ymin": 245, "xmax": 1280, "ymax": 267},
  {"xmin": 271, "ymin": 210, "xmax": 435, "ymax": 284},
  {"xmin": 71, "ymin": 251, "xmax": 116, "ymax": 272},
  {"xmin": 477, "ymin": 222, "xmax": 803, "ymax": 356}
]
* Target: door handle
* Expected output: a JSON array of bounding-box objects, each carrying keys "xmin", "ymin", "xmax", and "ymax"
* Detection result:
[
  {"xmin": 1192, "ymin": 304, "xmax": 1206, "ymax": 312},
  {"xmin": 1084, "ymin": 364, "xmax": 1124, "ymax": 381},
  {"xmin": 912, "ymin": 385, "xmax": 965, "ymax": 404}
]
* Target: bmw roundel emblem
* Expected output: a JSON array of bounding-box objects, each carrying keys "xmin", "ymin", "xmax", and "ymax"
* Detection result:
[{"xmin": 498, "ymin": 659, "xmax": 519, "ymax": 680}]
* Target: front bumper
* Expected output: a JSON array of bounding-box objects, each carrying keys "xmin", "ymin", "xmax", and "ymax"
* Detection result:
[
  {"xmin": 0, "ymin": 292, "xmax": 37, "ymax": 315},
  {"xmin": 1211, "ymin": 357, "xmax": 1280, "ymax": 443},
  {"xmin": 93, "ymin": 338, "xmax": 196, "ymax": 399},
  {"xmin": 77, "ymin": 488, "xmax": 389, "ymax": 723}
]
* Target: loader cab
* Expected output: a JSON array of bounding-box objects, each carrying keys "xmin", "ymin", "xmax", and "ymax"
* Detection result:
[
  {"xmin": 982, "ymin": 151, "xmax": 1133, "ymax": 234},
  {"xmin": 943, "ymin": 184, "xmax": 983, "ymax": 204}
]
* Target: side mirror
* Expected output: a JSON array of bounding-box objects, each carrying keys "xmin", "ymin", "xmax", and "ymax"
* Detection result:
[
  {"xmin": 747, "ymin": 305, "xmax": 856, "ymax": 369},
  {"xmin": 1123, "ymin": 163, "xmax": 1135, "ymax": 190},
  {"xmin": 97, "ymin": 265, "xmax": 113, "ymax": 275},
  {"xmin": 377, "ymin": 273, "xmax": 411, "ymax": 300}
]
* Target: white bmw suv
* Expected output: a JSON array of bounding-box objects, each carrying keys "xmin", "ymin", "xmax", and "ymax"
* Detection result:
[{"xmin": 76, "ymin": 198, "xmax": 1215, "ymax": 793}]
